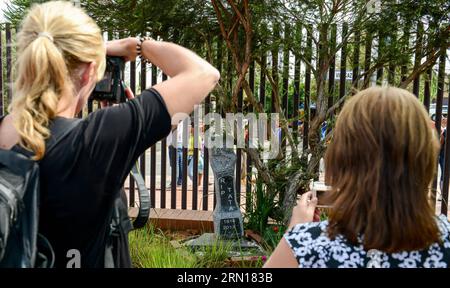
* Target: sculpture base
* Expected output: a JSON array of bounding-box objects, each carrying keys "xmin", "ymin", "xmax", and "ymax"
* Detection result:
[{"xmin": 183, "ymin": 233, "xmax": 266, "ymax": 257}]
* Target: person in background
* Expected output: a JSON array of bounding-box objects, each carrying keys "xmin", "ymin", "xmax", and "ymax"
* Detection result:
[
  {"xmin": 264, "ymin": 86, "xmax": 450, "ymax": 268},
  {"xmin": 188, "ymin": 121, "xmax": 203, "ymax": 185}
]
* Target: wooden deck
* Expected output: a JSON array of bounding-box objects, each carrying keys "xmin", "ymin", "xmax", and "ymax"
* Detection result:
[{"xmin": 128, "ymin": 207, "xmax": 214, "ymax": 232}]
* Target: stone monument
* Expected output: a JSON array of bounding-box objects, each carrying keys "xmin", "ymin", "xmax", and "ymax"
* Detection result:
[
  {"xmin": 209, "ymin": 147, "xmax": 244, "ymax": 239},
  {"xmin": 182, "ymin": 147, "xmax": 265, "ymax": 259}
]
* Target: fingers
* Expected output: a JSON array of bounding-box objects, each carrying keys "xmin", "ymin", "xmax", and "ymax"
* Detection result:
[
  {"xmin": 300, "ymin": 191, "xmax": 312, "ymax": 205},
  {"xmin": 299, "ymin": 191, "xmax": 317, "ymax": 207},
  {"xmin": 313, "ymin": 208, "xmax": 321, "ymax": 222}
]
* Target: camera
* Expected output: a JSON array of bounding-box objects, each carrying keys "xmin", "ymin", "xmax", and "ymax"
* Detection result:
[
  {"xmin": 310, "ymin": 181, "xmax": 333, "ymax": 208},
  {"xmin": 91, "ymin": 56, "xmax": 126, "ymax": 103}
]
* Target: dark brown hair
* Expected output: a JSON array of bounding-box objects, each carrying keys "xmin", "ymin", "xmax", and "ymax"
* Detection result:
[{"xmin": 325, "ymin": 86, "xmax": 440, "ymax": 253}]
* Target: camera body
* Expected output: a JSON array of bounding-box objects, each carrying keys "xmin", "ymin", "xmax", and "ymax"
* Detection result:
[
  {"xmin": 91, "ymin": 56, "xmax": 126, "ymax": 103},
  {"xmin": 310, "ymin": 181, "xmax": 333, "ymax": 208}
]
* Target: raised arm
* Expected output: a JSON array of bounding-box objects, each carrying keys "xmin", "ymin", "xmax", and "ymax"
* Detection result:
[{"xmin": 107, "ymin": 38, "xmax": 220, "ymax": 117}]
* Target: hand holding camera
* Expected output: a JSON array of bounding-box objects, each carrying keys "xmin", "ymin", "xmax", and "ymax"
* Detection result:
[
  {"xmin": 91, "ymin": 38, "xmax": 143, "ymax": 103},
  {"xmin": 288, "ymin": 191, "xmax": 318, "ymax": 229},
  {"xmin": 106, "ymin": 37, "xmax": 140, "ymax": 62}
]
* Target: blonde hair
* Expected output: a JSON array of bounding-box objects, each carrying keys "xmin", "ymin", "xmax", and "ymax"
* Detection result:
[
  {"xmin": 9, "ymin": 1, "xmax": 106, "ymax": 160},
  {"xmin": 325, "ymin": 86, "xmax": 440, "ymax": 252}
]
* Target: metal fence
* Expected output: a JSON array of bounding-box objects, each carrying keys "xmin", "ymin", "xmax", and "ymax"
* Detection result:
[{"xmin": 1, "ymin": 22, "xmax": 449, "ymax": 215}]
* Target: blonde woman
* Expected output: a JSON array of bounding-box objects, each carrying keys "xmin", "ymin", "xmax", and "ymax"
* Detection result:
[
  {"xmin": 0, "ymin": 1, "xmax": 219, "ymax": 268},
  {"xmin": 265, "ymin": 87, "xmax": 450, "ymax": 268}
]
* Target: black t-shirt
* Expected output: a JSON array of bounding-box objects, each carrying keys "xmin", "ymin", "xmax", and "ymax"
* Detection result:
[{"xmin": 2, "ymin": 88, "xmax": 171, "ymax": 268}]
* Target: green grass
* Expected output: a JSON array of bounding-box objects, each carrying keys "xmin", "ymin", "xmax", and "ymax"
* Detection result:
[
  {"xmin": 129, "ymin": 226, "xmax": 265, "ymax": 268},
  {"xmin": 129, "ymin": 226, "xmax": 198, "ymax": 268}
]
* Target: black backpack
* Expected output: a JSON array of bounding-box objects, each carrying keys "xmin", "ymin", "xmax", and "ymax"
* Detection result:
[
  {"xmin": 0, "ymin": 117, "xmax": 81, "ymax": 268},
  {"xmin": 0, "ymin": 116, "xmax": 150, "ymax": 268}
]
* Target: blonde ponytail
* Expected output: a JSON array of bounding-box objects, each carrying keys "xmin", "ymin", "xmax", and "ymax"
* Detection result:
[{"xmin": 9, "ymin": 1, "xmax": 106, "ymax": 160}]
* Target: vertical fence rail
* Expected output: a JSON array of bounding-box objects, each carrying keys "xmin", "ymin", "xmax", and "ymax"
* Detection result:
[
  {"xmin": 412, "ymin": 21, "xmax": 423, "ymax": 97},
  {"xmin": 6, "ymin": 24, "xmax": 12, "ymax": 107},
  {"xmin": 182, "ymin": 117, "xmax": 188, "ymax": 210},
  {"xmin": 424, "ymin": 65, "xmax": 432, "ymax": 113},
  {"xmin": 246, "ymin": 62, "xmax": 255, "ymax": 205},
  {"xmin": 271, "ymin": 24, "xmax": 279, "ymax": 114},
  {"xmin": 363, "ymin": 31, "xmax": 372, "ymax": 89},
  {"xmin": 150, "ymin": 65, "xmax": 157, "ymax": 208},
  {"xmin": 0, "ymin": 27, "xmax": 3, "ymax": 117},
  {"xmin": 139, "ymin": 59, "xmax": 147, "ymax": 187},
  {"xmin": 352, "ymin": 29, "xmax": 360, "ymax": 89},
  {"xmin": 436, "ymin": 50, "xmax": 447, "ymax": 215},
  {"xmin": 129, "ymin": 61, "xmax": 136, "ymax": 207},
  {"xmin": 443, "ymin": 79, "xmax": 450, "ymax": 215},
  {"xmin": 328, "ymin": 24, "xmax": 337, "ymax": 110},
  {"xmin": 339, "ymin": 23, "xmax": 348, "ymax": 100},
  {"xmin": 281, "ymin": 24, "xmax": 291, "ymax": 122},
  {"xmin": 160, "ymin": 73, "xmax": 168, "ymax": 209},
  {"xmin": 236, "ymin": 88, "xmax": 243, "ymax": 205},
  {"xmin": 303, "ymin": 27, "xmax": 312, "ymax": 151},
  {"xmin": 293, "ymin": 23, "xmax": 302, "ymax": 146},
  {"xmin": 192, "ymin": 104, "xmax": 199, "ymax": 210},
  {"xmin": 376, "ymin": 30, "xmax": 384, "ymax": 85}
]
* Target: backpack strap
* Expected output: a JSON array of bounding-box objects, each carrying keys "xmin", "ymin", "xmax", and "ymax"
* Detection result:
[{"xmin": 130, "ymin": 164, "xmax": 151, "ymax": 229}]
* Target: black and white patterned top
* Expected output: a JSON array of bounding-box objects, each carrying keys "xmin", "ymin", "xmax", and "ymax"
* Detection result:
[{"xmin": 284, "ymin": 215, "xmax": 450, "ymax": 268}]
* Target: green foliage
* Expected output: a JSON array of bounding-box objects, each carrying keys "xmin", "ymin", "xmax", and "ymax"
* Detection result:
[
  {"xmin": 244, "ymin": 177, "xmax": 275, "ymax": 236},
  {"xmin": 129, "ymin": 225, "xmax": 265, "ymax": 268},
  {"xmin": 129, "ymin": 225, "xmax": 198, "ymax": 268},
  {"xmin": 261, "ymin": 224, "xmax": 286, "ymax": 252},
  {"xmin": 194, "ymin": 239, "xmax": 233, "ymax": 268}
]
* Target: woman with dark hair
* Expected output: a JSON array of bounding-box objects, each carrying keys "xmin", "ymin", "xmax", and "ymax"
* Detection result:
[{"xmin": 265, "ymin": 86, "xmax": 450, "ymax": 268}]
